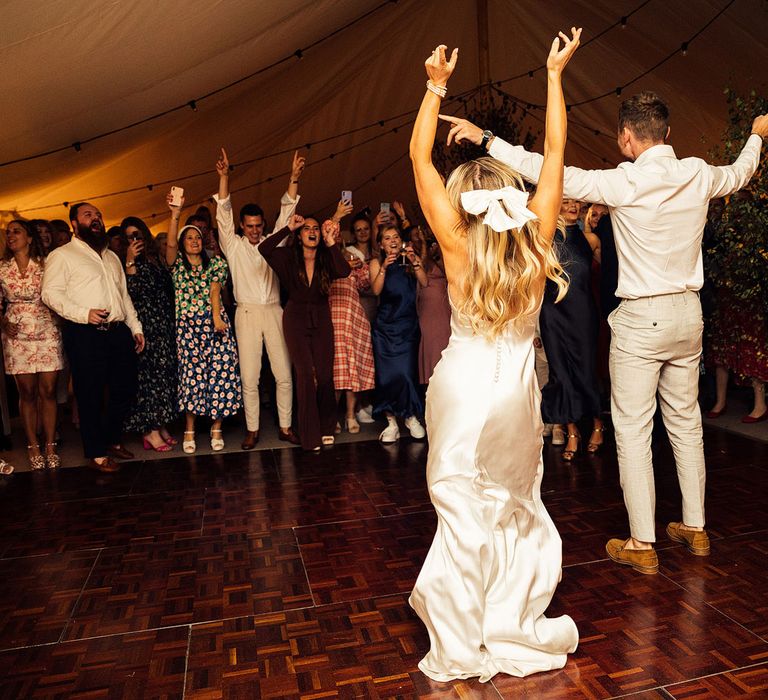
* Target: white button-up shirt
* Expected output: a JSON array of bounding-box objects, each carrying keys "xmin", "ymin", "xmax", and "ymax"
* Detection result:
[
  {"xmin": 41, "ymin": 236, "xmax": 142, "ymax": 335},
  {"xmin": 213, "ymin": 191, "xmax": 299, "ymax": 305},
  {"xmin": 490, "ymin": 134, "xmax": 763, "ymax": 299}
]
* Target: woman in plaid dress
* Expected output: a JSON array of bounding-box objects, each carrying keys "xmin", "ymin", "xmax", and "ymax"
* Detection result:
[{"xmin": 328, "ymin": 225, "xmax": 376, "ymax": 433}]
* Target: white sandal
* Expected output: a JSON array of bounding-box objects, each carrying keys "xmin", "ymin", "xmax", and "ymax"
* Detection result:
[
  {"xmin": 210, "ymin": 428, "xmax": 225, "ymax": 451},
  {"xmin": 183, "ymin": 430, "xmax": 196, "ymax": 454}
]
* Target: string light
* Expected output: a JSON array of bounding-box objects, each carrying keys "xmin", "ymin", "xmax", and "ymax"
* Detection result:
[
  {"xmin": 0, "ymin": 0, "xmax": 398, "ymax": 169},
  {"xmin": 16, "ymin": 84, "xmax": 481, "ymax": 215},
  {"xmin": 680, "ymin": 41, "xmax": 689, "ymax": 56}
]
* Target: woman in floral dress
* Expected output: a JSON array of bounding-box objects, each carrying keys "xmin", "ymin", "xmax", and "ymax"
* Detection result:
[
  {"xmin": 166, "ymin": 195, "xmax": 241, "ymax": 453},
  {"xmin": 0, "ymin": 220, "xmax": 64, "ymax": 469},
  {"xmin": 329, "ymin": 224, "xmax": 376, "ymax": 433},
  {"xmin": 121, "ymin": 217, "xmax": 179, "ymax": 451}
]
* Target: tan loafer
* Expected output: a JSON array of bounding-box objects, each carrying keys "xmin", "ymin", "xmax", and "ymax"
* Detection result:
[
  {"xmin": 666, "ymin": 522, "xmax": 710, "ymax": 556},
  {"xmin": 606, "ymin": 538, "xmax": 659, "ymax": 575}
]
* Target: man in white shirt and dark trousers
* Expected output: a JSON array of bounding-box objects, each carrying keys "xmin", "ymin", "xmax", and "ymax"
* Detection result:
[
  {"xmin": 441, "ymin": 95, "xmax": 767, "ymax": 574},
  {"xmin": 42, "ymin": 203, "xmax": 145, "ymax": 473},
  {"xmin": 213, "ymin": 149, "xmax": 303, "ymax": 449}
]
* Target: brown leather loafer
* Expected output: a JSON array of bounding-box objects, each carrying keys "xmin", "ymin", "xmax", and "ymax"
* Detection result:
[
  {"xmin": 666, "ymin": 522, "xmax": 710, "ymax": 556},
  {"xmin": 241, "ymin": 431, "xmax": 259, "ymax": 450},
  {"xmin": 88, "ymin": 457, "xmax": 120, "ymax": 473},
  {"xmin": 278, "ymin": 428, "xmax": 300, "ymax": 445},
  {"xmin": 107, "ymin": 444, "xmax": 135, "ymax": 460},
  {"xmin": 606, "ymin": 538, "xmax": 659, "ymax": 574}
]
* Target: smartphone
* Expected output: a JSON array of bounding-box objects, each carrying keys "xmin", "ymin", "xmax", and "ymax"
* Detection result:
[
  {"xmin": 341, "ymin": 190, "xmax": 352, "ymax": 205},
  {"xmin": 170, "ymin": 186, "xmax": 184, "ymax": 207},
  {"xmin": 380, "ymin": 202, "xmax": 390, "ymax": 214}
]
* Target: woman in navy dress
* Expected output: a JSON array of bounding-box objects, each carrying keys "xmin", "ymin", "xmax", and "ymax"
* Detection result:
[
  {"xmin": 539, "ymin": 198, "xmax": 603, "ymax": 459},
  {"xmin": 369, "ymin": 225, "xmax": 428, "ymax": 442}
]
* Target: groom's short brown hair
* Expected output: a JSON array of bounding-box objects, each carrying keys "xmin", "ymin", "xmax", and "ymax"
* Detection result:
[{"xmin": 618, "ymin": 92, "xmax": 669, "ymax": 143}]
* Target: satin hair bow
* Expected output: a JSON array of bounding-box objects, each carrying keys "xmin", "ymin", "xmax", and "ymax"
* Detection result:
[{"xmin": 460, "ymin": 186, "xmax": 537, "ymax": 232}]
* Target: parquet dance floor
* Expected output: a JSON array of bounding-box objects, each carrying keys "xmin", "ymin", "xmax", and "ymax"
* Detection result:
[{"xmin": 0, "ymin": 426, "xmax": 766, "ymax": 698}]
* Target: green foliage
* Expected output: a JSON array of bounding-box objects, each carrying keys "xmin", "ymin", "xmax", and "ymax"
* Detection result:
[
  {"xmin": 432, "ymin": 87, "xmax": 539, "ymax": 180},
  {"xmin": 704, "ymin": 88, "xmax": 768, "ymax": 303}
]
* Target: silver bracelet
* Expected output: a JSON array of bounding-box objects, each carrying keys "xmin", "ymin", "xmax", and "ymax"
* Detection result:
[{"xmin": 426, "ymin": 80, "xmax": 447, "ymax": 98}]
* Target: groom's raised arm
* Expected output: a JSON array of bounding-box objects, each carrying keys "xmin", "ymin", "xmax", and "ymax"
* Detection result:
[
  {"xmin": 438, "ymin": 114, "xmax": 627, "ymax": 207},
  {"xmin": 489, "ymin": 135, "xmax": 628, "ymax": 207}
]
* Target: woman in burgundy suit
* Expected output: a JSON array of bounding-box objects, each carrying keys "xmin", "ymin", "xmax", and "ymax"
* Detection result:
[{"xmin": 259, "ymin": 215, "xmax": 351, "ymax": 451}]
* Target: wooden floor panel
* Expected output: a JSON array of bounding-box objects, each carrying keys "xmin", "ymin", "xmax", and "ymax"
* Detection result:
[{"xmin": 0, "ymin": 425, "xmax": 766, "ymax": 698}]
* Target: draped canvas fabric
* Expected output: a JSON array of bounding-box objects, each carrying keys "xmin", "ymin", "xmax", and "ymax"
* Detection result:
[{"xmin": 1, "ymin": 0, "xmax": 766, "ymax": 231}]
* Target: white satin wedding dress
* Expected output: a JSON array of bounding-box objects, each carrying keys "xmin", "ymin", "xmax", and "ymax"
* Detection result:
[{"xmin": 409, "ymin": 302, "xmax": 578, "ymax": 682}]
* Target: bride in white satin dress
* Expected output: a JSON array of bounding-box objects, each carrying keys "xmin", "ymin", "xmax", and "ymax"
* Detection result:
[{"xmin": 408, "ymin": 30, "xmax": 582, "ymax": 682}]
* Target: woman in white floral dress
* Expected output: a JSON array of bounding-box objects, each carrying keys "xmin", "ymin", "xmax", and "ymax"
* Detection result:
[{"xmin": 0, "ymin": 220, "xmax": 64, "ymax": 469}]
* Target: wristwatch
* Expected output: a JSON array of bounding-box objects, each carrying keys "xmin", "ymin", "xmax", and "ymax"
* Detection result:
[{"xmin": 480, "ymin": 130, "xmax": 493, "ymax": 151}]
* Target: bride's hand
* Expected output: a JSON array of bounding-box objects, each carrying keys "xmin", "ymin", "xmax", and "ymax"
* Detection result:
[
  {"xmin": 424, "ymin": 44, "xmax": 459, "ymax": 87},
  {"xmin": 546, "ymin": 27, "xmax": 582, "ymax": 75}
]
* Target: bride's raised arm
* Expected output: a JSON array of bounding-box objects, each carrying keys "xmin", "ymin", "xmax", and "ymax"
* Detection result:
[
  {"xmin": 527, "ymin": 27, "xmax": 581, "ymax": 242},
  {"xmin": 409, "ymin": 45, "xmax": 463, "ymax": 262}
]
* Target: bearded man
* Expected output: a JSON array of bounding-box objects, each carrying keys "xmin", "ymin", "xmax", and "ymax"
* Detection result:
[{"xmin": 42, "ymin": 202, "xmax": 145, "ymax": 472}]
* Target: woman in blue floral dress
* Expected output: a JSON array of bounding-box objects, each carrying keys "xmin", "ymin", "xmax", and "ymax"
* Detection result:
[{"xmin": 166, "ymin": 193, "xmax": 241, "ymax": 452}]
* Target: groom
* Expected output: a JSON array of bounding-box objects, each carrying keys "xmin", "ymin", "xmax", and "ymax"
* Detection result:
[{"xmin": 441, "ymin": 93, "xmax": 767, "ymax": 573}]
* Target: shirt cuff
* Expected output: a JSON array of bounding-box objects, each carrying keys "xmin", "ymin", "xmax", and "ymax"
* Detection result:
[
  {"xmin": 212, "ymin": 193, "xmax": 232, "ymax": 210},
  {"xmin": 280, "ymin": 191, "xmax": 300, "ymax": 206}
]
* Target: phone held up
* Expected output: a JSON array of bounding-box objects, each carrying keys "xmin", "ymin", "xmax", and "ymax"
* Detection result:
[
  {"xmin": 380, "ymin": 202, "xmax": 390, "ymax": 214},
  {"xmin": 170, "ymin": 186, "xmax": 184, "ymax": 207},
  {"xmin": 341, "ymin": 190, "xmax": 352, "ymax": 205}
]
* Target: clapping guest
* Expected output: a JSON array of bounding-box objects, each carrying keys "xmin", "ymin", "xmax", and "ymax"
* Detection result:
[
  {"xmin": 41, "ymin": 203, "xmax": 144, "ymax": 473},
  {"xmin": 121, "ymin": 217, "xmax": 178, "ymax": 451},
  {"xmin": 328, "ymin": 202, "xmax": 376, "ymax": 433},
  {"xmin": 166, "ymin": 193, "xmax": 242, "ymax": 453},
  {"xmin": 0, "ymin": 220, "xmax": 64, "ymax": 469},
  {"xmin": 260, "ymin": 216, "xmax": 351, "ymax": 451},
  {"xmin": 369, "ymin": 225, "xmax": 428, "ymax": 441}
]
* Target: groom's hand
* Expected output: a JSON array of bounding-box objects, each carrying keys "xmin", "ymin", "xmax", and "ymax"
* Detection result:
[{"xmin": 438, "ymin": 115, "xmax": 484, "ymax": 147}]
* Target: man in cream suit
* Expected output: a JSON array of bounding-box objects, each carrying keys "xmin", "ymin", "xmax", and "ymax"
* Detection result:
[{"xmin": 441, "ymin": 93, "xmax": 767, "ymax": 573}]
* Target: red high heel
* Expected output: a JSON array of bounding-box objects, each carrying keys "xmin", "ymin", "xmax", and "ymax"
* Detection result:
[
  {"xmin": 143, "ymin": 438, "xmax": 172, "ymax": 452},
  {"xmin": 741, "ymin": 409, "xmax": 768, "ymax": 424},
  {"xmin": 705, "ymin": 405, "xmax": 727, "ymax": 419}
]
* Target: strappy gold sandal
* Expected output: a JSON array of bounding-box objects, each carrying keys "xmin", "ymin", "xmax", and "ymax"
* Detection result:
[
  {"xmin": 562, "ymin": 433, "xmax": 580, "ymax": 462},
  {"xmin": 588, "ymin": 426, "xmax": 605, "ymax": 454}
]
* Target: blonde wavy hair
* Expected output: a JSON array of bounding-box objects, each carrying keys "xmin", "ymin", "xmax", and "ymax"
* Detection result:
[{"xmin": 445, "ymin": 157, "xmax": 568, "ymax": 339}]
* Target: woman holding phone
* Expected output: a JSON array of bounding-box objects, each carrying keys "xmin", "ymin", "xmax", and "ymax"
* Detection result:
[
  {"xmin": 407, "ymin": 30, "xmax": 581, "ymax": 681},
  {"xmin": 121, "ymin": 217, "xmax": 178, "ymax": 451}
]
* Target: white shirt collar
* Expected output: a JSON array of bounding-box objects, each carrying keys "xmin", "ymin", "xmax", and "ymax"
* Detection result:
[{"xmin": 634, "ymin": 143, "xmax": 676, "ymax": 165}]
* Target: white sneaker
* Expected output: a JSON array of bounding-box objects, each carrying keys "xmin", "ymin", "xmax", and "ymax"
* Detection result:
[
  {"xmin": 379, "ymin": 421, "xmax": 400, "ymax": 443},
  {"xmin": 356, "ymin": 406, "xmax": 375, "ymax": 424},
  {"xmin": 405, "ymin": 415, "xmax": 426, "ymax": 439},
  {"xmin": 551, "ymin": 424, "xmax": 566, "ymax": 446},
  {"xmin": 542, "ymin": 423, "xmax": 553, "ymax": 437}
]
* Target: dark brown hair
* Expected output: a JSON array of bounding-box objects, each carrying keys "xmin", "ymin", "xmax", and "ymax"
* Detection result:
[
  {"xmin": 4, "ymin": 219, "xmax": 46, "ymax": 262},
  {"xmin": 120, "ymin": 216, "xmax": 159, "ymax": 264},
  {"xmin": 618, "ymin": 92, "xmax": 669, "ymax": 143},
  {"xmin": 293, "ymin": 219, "xmax": 333, "ymax": 295}
]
